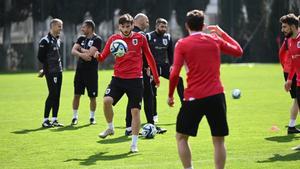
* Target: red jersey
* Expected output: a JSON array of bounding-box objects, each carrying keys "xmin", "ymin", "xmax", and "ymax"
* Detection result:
[
  {"xmin": 287, "ymin": 33, "xmax": 300, "ymax": 85},
  {"xmin": 279, "ymin": 39, "xmax": 292, "ymax": 73},
  {"xmin": 97, "ymin": 32, "xmax": 159, "ymax": 84},
  {"xmin": 169, "ymin": 32, "xmax": 243, "ymax": 100}
]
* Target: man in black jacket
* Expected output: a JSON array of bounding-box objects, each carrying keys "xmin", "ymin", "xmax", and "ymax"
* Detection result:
[
  {"xmin": 147, "ymin": 18, "xmax": 184, "ymax": 122},
  {"xmin": 37, "ymin": 18, "xmax": 64, "ymax": 127}
]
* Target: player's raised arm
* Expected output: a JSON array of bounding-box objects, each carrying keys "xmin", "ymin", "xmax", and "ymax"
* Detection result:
[{"xmin": 207, "ymin": 25, "xmax": 243, "ymax": 57}]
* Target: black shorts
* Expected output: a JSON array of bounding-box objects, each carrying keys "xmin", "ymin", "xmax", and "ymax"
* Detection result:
[
  {"xmin": 176, "ymin": 93, "xmax": 228, "ymax": 137},
  {"xmin": 284, "ymin": 72, "xmax": 297, "ymax": 98},
  {"xmin": 74, "ymin": 69, "xmax": 98, "ymax": 97},
  {"xmin": 104, "ymin": 77, "xmax": 143, "ymax": 109}
]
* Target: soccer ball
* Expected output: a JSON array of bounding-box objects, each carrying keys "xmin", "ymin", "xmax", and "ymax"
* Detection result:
[
  {"xmin": 232, "ymin": 89, "xmax": 241, "ymax": 99},
  {"xmin": 141, "ymin": 123, "xmax": 157, "ymax": 139},
  {"xmin": 110, "ymin": 39, "xmax": 128, "ymax": 57}
]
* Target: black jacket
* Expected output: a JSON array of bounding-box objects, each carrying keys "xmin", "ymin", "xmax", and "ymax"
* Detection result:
[
  {"xmin": 146, "ymin": 31, "xmax": 173, "ymax": 65},
  {"xmin": 37, "ymin": 33, "xmax": 63, "ymax": 74}
]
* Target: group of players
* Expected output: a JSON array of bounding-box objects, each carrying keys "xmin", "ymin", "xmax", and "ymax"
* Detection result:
[
  {"xmin": 37, "ymin": 13, "xmax": 184, "ymax": 151},
  {"xmin": 43, "ymin": 9, "xmax": 300, "ymax": 169}
]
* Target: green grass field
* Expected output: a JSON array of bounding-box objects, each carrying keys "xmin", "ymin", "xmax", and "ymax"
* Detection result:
[{"xmin": 0, "ymin": 64, "xmax": 300, "ymax": 169}]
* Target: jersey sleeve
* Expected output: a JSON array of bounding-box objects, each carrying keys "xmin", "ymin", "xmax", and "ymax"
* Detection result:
[
  {"xmin": 169, "ymin": 40, "xmax": 184, "ymax": 98},
  {"xmin": 217, "ymin": 33, "xmax": 243, "ymax": 57},
  {"xmin": 76, "ymin": 36, "xmax": 84, "ymax": 44},
  {"xmin": 97, "ymin": 36, "xmax": 113, "ymax": 62},
  {"xmin": 92, "ymin": 37, "xmax": 102, "ymax": 51},
  {"xmin": 142, "ymin": 35, "xmax": 160, "ymax": 85},
  {"xmin": 279, "ymin": 40, "xmax": 288, "ymax": 69},
  {"xmin": 37, "ymin": 39, "xmax": 48, "ymax": 64}
]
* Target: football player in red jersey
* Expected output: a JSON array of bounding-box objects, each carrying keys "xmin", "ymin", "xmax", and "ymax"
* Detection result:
[
  {"xmin": 94, "ymin": 13, "xmax": 160, "ymax": 153},
  {"xmin": 168, "ymin": 10, "xmax": 242, "ymax": 169},
  {"xmin": 281, "ymin": 14, "xmax": 300, "ymax": 134}
]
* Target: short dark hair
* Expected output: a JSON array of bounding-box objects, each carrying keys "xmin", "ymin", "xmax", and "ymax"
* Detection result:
[
  {"xmin": 156, "ymin": 18, "xmax": 168, "ymax": 26},
  {"xmin": 185, "ymin": 10, "xmax": 204, "ymax": 31},
  {"xmin": 119, "ymin": 13, "xmax": 133, "ymax": 25},
  {"xmin": 280, "ymin": 13, "xmax": 299, "ymax": 28},
  {"xmin": 83, "ymin": 20, "xmax": 95, "ymax": 31}
]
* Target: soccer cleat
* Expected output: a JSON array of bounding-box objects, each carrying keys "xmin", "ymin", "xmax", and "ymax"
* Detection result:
[
  {"xmin": 98, "ymin": 128, "xmax": 114, "ymax": 139},
  {"xmin": 287, "ymin": 127, "xmax": 300, "ymax": 134},
  {"xmin": 90, "ymin": 118, "xmax": 96, "ymax": 125},
  {"xmin": 291, "ymin": 145, "xmax": 300, "ymax": 150},
  {"xmin": 71, "ymin": 118, "xmax": 78, "ymax": 125},
  {"xmin": 52, "ymin": 120, "xmax": 64, "ymax": 127},
  {"xmin": 156, "ymin": 126, "xmax": 167, "ymax": 134},
  {"xmin": 125, "ymin": 129, "xmax": 132, "ymax": 136},
  {"xmin": 42, "ymin": 120, "xmax": 53, "ymax": 128},
  {"xmin": 130, "ymin": 145, "xmax": 138, "ymax": 153}
]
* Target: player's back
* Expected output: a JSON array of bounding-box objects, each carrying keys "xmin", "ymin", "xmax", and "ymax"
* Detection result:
[{"xmin": 175, "ymin": 32, "xmax": 224, "ymax": 99}]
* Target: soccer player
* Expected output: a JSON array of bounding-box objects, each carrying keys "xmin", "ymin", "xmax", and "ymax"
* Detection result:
[
  {"xmin": 281, "ymin": 14, "xmax": 300, "ymax": 134},
  {"xmin": 168, "ymin": 10, "xmax": 243, "ymax": 169},
  {"xmin": 71, "ymin": 20, "xmax": 102, "ymax": 125},
  {"xmin": 123, "ymin": 13, "xmax": 155, "ymax": 136},
  {"xmin": 147, "ymin": 18, "xmax": 184, "ymax": 124},
  {"xmin": 94, "ymin": 14, "xmax": 160, "ymax": 153},
  {"xmin": 37, "ymin": 18, "xmax": 64, "ymax": 127}
]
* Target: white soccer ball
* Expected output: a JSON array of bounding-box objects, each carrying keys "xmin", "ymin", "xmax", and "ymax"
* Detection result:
[
  {"xmin": 141, "ymin": 123, "xmax": 157, "ymax": 139},
  {"xmin": 232, "ymin": 89, "xmax": 241, "ymax": 99},
  {"xmin": 110, "ymin": 39, "xmax": 128, "ymax": 57}
]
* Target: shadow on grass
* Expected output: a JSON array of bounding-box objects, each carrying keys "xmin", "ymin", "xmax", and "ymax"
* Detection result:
[
  {"xmin": 265, "ymin": 134, "xmax": 300, "ymax": 143},
  {"xmin": 257, "ymin": 151, "xmax": 300, "ymax": 163},
  {"xmin": 64, "ymin": 151, "xmax": 139, "ymax": 165},
  {"xmin": 11, "ymin": 127, "xmax": 48, "ymax": 134},
  {"xmin": 97, "ymin": 135, "xmax": 131, "ymax": 144},
  {"xmin": 50, "ymin": 124, "xmax": 91, "ymax": 132}
]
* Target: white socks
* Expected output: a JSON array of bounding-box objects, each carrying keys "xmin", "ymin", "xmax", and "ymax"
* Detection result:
[
  {"xmin": 73, "ymin": 109, "xmax": 78, "ymax": 119},
  {"xmin": 185, "ymin": 167, "xmax": 193, "ymax": 169},
  {"xmin": 52, "ymin": 117, "xmax": 57, "ymax": 122},
  {"xmin": 90, "ymin": 111, "xmax": 95, "ymax": 119},
  {"xmin": 108, "ymin": 122, "xmax": 114, "ymax": 130},
  {"xmin": 132, "ymin": 135, "xmax": 138, "ymax": 147},
  {"xmin": 289, "ymin": 119, "xmax": 296, "ymax": 127},
  {"xmin": 126, "ymin": 127, "xmax": 132, "ymax": 131}
]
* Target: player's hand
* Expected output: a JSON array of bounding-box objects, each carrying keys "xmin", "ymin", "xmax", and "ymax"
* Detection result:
[
  {"xmin": 167, "ymin": 97, "xmax": 174, "ymax": 107},
  {"xmin": 80, "ymin": 53, "xmax": 91, "ymax": 61},
  {"xmin": 94, "ymin": 51, "xmax": 100, "ymax": 59},
  {"xmin": 154, "ymin": 78, "xmax": 160, "ymax": 88},
  {"xmin": 37, "ymin": 69, "xmax": 44, "ymax": 78},
  {"xmin": 206, "ymin": 25, "xmax": 224, "ymax": 37},
  {"xmin": 284, "ymin": 80, "xmax": 292, "ymax": 92}
]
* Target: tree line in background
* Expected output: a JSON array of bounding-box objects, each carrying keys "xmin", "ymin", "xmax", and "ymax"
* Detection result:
[{"xmin": 0, "ymin": 0, "xmax": 299, "ymax": 71}]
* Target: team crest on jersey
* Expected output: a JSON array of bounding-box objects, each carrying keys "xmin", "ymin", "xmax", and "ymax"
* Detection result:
[
  {"xmin": 88, "ymin": 40, "xmax": 94, "ymax": 47},
  {"xmin": 132, "ymin": 39, "xmax": 138, "ymax": 45},
  {"xmin": 53, "ymin": 77, "xmax": 57, "ymax": 83},
  {"xmin": 163, "ymin": 39, "xmax": 168, "ymax": 46},
  {"xmin": 105, "ymin": 88, "xmax": 111, "ymax": 94},
  {"xmin": 297, "ymin": 41, "xmax": 300, "ymax": 48}
]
